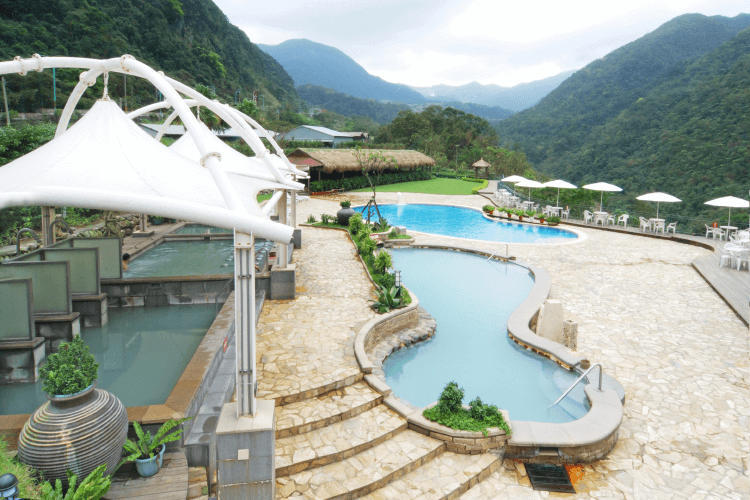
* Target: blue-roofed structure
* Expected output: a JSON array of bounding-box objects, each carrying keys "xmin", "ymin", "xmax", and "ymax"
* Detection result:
[{"xmin": 281, "ymin": 125, "xmax": 368, "ymax": 147}]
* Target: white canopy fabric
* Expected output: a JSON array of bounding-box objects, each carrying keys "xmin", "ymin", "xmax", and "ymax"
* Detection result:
[
  {"xmin": 583, "ymin": 182, "xmax": 622, "ymax": 211},
  {"xmin": 705, "ymin": 196, "xmax": 749, "ymax": 227},
  {"xmin": 169, "ymin": 122, "xmax": 303, "ymax": 192},
  {"xmin": 543, "ymin": 180, "xmax": 577, "ymax": 207},
  {"xmin": 515, "ymin": 179, "xmax": 544, "ymax": 201},
  {"xmin": 637, "ymin": 192, "xmax": 682, "ymax": 218},
  {"xmin": 501, "ymin": 175, "xmax": 527, "ymax": 183},
  {"xmin": 0, "ymin": 99, "xmax": 293, "ymax": 242}
]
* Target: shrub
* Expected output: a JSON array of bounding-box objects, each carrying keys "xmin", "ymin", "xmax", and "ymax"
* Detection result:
[
  {"xmin": 373, "ymin": 271, "xmax": 395, "ymax": 290},
  {"xmin": 358, "ymin": 236, "xmax": 377, "ymax": 256},
  {"xmin": 340, "ymin": 200, "xmax": 351, "ymax": 208},
  {"xmin": 306, "ymin": 214, "xmax": 317, "ymax": 223},
  {"xmin": 309, "ymin": 170, "xmax": 431, "ymax": 193},
  {"xmin": 547, "ymin": 215, "xmax": 561, "ymax": 223},
  {"xmin": 39, "ymin": 335, "xmax": 98, "ymax": 396},
  {"xmin": 349, "ymin": 213, "xmax": 364, "ymax": 235},
  {"xmin": 423, "ymin": 382, "xmax": 512, "ymax": 436},
  {"xmin": 482, "ymin": 204, "xmax": 495, "ymax": 212},
  {"xmin": 373, "ymin": 250, "xmax": 393, "ymax": 273},
  {"xmin": 320, "ymin": 214, "xmax": 334, "ymax": 224},
  {"xmin": 436, "ymin": 381, "xmax": 464, "ymax": 413},
  {"xmin": 372, "ymin": 218, "xmax": 390, "ymax": 233}
]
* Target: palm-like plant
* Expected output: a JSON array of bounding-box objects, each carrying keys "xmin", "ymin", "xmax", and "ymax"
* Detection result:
[
  {"xmin": 369, "ymin": 284, "xmax": 403, "ymax": 313},
  {"xmin": 120, "ymin": 417, "xmax": 191, "ymax": 466}
]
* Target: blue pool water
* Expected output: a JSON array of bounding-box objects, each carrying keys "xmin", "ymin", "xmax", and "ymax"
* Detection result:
[
  {"xmin": 0, "ymin": 305, "xmax": 216, "ymax": 415},
  {"xmin": 175, "ymin": 224, "xmax": 232, "ymax": 234},
  {"xmin": 365, "ymin": 204, "xmax": 577, "ymax": 243},
  {"xmin": 383, "ymin": 248, "xmax": 589, "ymax": 423}
]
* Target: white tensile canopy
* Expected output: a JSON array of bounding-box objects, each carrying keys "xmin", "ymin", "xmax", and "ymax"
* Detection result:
[
  {"xmin": 543, "ymin": 180, "xmax": 577, "ymax": 207},
  {"xmin": 583, "ymin": 182, "xmax": 622, "ymax": 211},
  {"xmin": 0, "ymin": 99, "xmax": 292, "ymax": 242},
  {"xmin": 705, "ymin": 196, "xmax": 750, "ymax": 227},
  {"xmin": 636, "ymin": 192, "xmax": 681, "ymax": 218}
]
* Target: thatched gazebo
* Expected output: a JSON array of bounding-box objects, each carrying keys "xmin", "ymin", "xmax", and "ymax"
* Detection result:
[
  {"xmin": 472, "ymin": 158, "xmax": 491, "ymax": 179},
  {"xmin": 287, "ymin": 148, "xmax": 436, "ymax": 182}
]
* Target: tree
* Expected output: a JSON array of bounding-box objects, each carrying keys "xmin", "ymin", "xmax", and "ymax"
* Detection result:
[{"xmin": 352, "ymin": 145, "xmax": 396, "ymax": 221}]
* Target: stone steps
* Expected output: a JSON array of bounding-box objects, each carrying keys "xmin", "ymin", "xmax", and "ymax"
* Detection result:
[
  {"xmin": 458, "ymin": 468, "xmax": 520, "ymax": 499},
  {"xmin": 360, "ymin": 452, "xmax": 499, "ymax": 500},
  {"xmin": 276, "ymin": 381, "xmax": 384, "ymax": 439},
  {"xmin": 275, "ymin": 404, "xmax": 406, "ymax": 478},
  {"xmin": 276, "ymin": 429, "xmax": 445, "ymax": 500}
]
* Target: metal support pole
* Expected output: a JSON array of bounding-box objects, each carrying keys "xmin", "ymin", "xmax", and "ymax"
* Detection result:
[
  {"xmin": 234, "ymin": 231, "xmax": 256, "ymax": 417},
  {"xmin": 40, "ymin": 206, "xmax": 55, "ymax": 246},
  {"xmin": 2, "ymin": 77, "xmax": 9, "ymax": 126},
  {"xmin": 277, "ymin": 191, "xmax": 287, "ymax": 268},
  {"xmin": 139, "ymin": 214, "xmax": 148, "ymax": 231},
  {"xmin": 290, "ymin": 188, "xmax": 297, "ymax": 228}
]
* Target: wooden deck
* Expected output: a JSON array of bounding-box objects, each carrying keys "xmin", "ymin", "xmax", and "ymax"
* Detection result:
[{"xmin": 105, "ymin": 450, "xmax": 189, "ymax": 500}]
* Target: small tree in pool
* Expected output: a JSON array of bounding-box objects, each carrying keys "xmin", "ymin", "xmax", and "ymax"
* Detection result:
[{"xmin": 352, "ymin": 145, "xmax": 397, "ymax": 223}]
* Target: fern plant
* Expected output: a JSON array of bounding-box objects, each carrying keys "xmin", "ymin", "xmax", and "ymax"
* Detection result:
[
  {"xmin": 120, "ymin": 417, "xmax": 192, "ymax": 465},
  {"xmin": 40, "ymin": 464, "xmax": 111, "ymax": 500}
]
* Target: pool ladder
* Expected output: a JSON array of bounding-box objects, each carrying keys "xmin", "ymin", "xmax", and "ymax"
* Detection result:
[
  {"xmin": 487, "ymin": 244, "xmax": 508, "ymax": 260},
  {"xmin": 548, "ymin": 363, "xmax": 603, "ymax": 408}
]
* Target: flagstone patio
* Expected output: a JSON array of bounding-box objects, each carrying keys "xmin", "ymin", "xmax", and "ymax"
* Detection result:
[{"xmin": 253, "ymin": 192, "xmax": 748, "ymax": 499}]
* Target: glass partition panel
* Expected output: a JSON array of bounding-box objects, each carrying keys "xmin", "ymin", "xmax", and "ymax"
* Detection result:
[
  {"xmin": 0, "ymin": 262, "xmax": 70, "ymax": 315},
  {"xmin": 12, "ymin": 251, "xmax": 43, "ymax": 262},
  {"xmin": 70, "ymin": 238, "xmax": 122, "ymax": 279},
  {"xmin": 0, "ymin": 279, "xmax": 34, "ymax": 341},
  {"xmin": 42, "ymin": 248, "xmax": 99, "ymax": 295}
]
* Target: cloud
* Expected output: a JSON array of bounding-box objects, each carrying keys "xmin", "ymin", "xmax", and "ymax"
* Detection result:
[{"xmin": 221, "ymin": 0, "xmax": 748, "ymax": 87}]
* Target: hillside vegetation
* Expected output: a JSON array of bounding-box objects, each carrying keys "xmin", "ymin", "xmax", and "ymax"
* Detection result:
[
  {"xmin": 0, "ymin": 0, "xmax": 298, "ymax": 111},
  {"xmin": 297, "ymin": 85, "xmax": 411, "ymax": 125},
  {"xmin": 495, "ymin": 14, "xmax": 750, "ymax": 216}
]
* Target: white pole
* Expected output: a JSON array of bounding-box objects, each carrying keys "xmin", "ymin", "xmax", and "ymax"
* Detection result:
[
  {"xmin": 277, "ymin": 190, "xmax": 287, "ymax": 269},
  {"xmin": 234, "ymin": 231, "xmax": 256, "ymax": 416},
  {"xmin": 290, "ymin": 188, "xmax": 297, "ymax": 228}
]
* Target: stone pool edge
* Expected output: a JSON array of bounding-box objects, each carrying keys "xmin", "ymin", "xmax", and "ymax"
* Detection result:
[{"xmin": 354, "ymin": 244, "xmax": 624, "ymax": 464}]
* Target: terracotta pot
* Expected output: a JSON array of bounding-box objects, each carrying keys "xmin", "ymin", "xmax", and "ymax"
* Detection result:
[
  {"xmin": 18, "ymin": 381, "xmax": 128, "ymax": 487},
  {"xmin": 337, "ymin": 207, "xmax": 356, "ymax": 226}
]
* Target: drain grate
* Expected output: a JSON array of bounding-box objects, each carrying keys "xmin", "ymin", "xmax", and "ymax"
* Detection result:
[{"xmin": 525, "ymin": 463, "xmax": 576, "ymax": 493}]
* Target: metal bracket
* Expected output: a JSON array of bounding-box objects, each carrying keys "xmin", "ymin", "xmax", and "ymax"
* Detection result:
[
  {"xmin": 200, "ymin": 151, "xmax": 221, "ymax": 167},
  {"xmin": 14, "ymin": 56, "xmax": 26, "ymax": 75},
  {"xmin": 31, "ymin": 54, "xmax": 43, "ymax": 72},
  {"xmin": 238, "ymin": 369, "xmax": 253, "ymax": 375}
]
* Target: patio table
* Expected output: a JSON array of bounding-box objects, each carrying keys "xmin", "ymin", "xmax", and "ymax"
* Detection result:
[
  {"xmin": 593, "ymin": 211, "xmax": 608, "ymax": 225},
  {"xmin": 721, "ymin": 225, "xmax": 738, "ymax": 237},
  {"xmin": 548, "ymin": 207, "xmax": 562, "ymax": 216},
  {"xmin": 650, "ymin": 218, "xmax": 665, "ymax": 234}
]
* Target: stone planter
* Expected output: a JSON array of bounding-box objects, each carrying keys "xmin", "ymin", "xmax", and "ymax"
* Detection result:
[
  {"xmin": 18, "ymin": 381, "xmax": 128, "ymax": 487},
  {"xmin": 337, "ymin": 207, "xmax": 356, "ymax": 226}
]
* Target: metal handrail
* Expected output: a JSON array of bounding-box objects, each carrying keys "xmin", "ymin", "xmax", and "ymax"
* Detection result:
[
  {"xmin": 488, "ymin": 244, "xmax": 508, "ymax": 261},
  {"xmin": 215, "ymin": 277, "xmax": 233, "ymax": 314},
  {"xmin": 50, "ymin": 218, "xmax": 74, "ymax": 237},
  {"xmin": 548, "ymin": 363, "xmax": 603, "ymax": 408},
  {"xmin": 16, "ymin": 228, "xmax": 42, "ymax": 256}
]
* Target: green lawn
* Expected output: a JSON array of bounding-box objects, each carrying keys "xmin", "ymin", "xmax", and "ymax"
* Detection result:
[
  {"xmin": 351, "ymin": 178, "xmax": 480, "ymax": 195},
  {"xmin": 257, "ymin": 193, "xmax": 273, "ymax": 202}
]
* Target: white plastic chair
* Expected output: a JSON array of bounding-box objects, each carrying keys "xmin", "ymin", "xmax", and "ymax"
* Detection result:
[
  {"xmin": 606, "ymin": 214, "xmax": 616, "ymax": 226},
  {"xmin": 583, "ymin": 210, "xmax": 593, "ymax": 224},
  {"xmin": 562, "ymin": 208, "xmax": 570, "ymax": 219},
  {"xmin": 617, "ymin": 214, "xmax": 629, "ymax": 227},
  {"xmin": 666, "ymin": 221, "xmax": 677, "ymax": 234},
  {"xmin": 652, "ymin": 220, "xmax": 665, "ymax": 235},
  {"xmin": 639, "ymin": 217, "xmax": 651, "ymax": 233},
  {"xmin": 736, "ymin": 249, "xmax": 749, "ymax": 271}
]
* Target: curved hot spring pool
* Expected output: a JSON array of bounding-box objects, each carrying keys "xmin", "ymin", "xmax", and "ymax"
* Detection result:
[
  {"xmin": 361, "ymin": 204, "xmax": 577, "ymax": 244},
  {"xmin": 383, "ymin": 248, "xmax": 589, "ymax": 423}
]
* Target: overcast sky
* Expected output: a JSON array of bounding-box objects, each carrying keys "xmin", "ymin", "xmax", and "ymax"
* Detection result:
[{"xmin": 215, "ymin": 0, "xmax": 747, "ymax": 88}]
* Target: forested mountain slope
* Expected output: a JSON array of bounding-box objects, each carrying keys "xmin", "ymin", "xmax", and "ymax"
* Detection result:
[
  {"xmin": 0, "ymin": 0, "xmax": 298, "ymax": 111},
  {"xmin": 495, "ymin": 14, "xmax": 750, "ymax": 216}
]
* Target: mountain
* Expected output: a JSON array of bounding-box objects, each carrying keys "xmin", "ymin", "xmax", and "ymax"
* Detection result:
[
  {"xmin": 419, "ymin": 102, "xmax": 514, "ymax": 121},
  {"xmin": 0, "ymin": 0, "xmax": 298, "ymax": 111},
  {"xmin": 258, "ymin": 39, "xmax": 426, "ymax": 105},
  {"xmin": 411, "ymin": 71, "xmax": 576, "ymax": 111},
  {"xmin": 297, "ymin": 85, "xmax": 411, "ymax": 125},
  {"xmin": 495, "ymin": 13, "xmax": 750, "ymax": 218}
]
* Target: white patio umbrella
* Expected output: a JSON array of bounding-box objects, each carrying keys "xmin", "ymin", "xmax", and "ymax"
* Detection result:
[
  {"xmin": 636, "ymin": 192, "xmax": 681, "ymax": 218},
  {"xmin": 583, "ymin": 182, "xmax": 622, "ymax": 211},
  {"xmin": 705, "ymin": 196, "xmax": 749, "ymax": 227},
  {"xmin": 515, "ymin": 179, "xmax": 545, "ymax": 201},
  {"xmin": 501, "ymin": 175, "xmax": 527, "ymax": 197},
  {"xmin": 543, "ymin": 179, "xmax": 577, "ymax": 208}
]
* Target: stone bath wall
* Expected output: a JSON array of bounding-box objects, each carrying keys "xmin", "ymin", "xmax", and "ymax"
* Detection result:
[{"xmin": 363, "ymin": 305, "xmax": 419, "ymax": 353}]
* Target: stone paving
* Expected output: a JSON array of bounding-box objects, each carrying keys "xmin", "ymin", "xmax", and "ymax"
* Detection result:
[
  {"xmin": 255, "ymin": 227, "xmax": 375, "ymax": 404},
  {"xmin": 290, "ymin": 192, "xmax": 749, "ymax": 500}
]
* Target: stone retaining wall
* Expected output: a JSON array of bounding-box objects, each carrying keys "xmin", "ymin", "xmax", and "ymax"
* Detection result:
[{"xmin": 407, "ymin": 406, "xmax": 509, "ymax": 455}]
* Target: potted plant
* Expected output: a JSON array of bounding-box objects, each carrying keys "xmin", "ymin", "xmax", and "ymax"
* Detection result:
[
  {"xmin": 120, "ymin": 417, "xmax": 192, "ymax": 478},
  {"xmin": 547, "ymin": 215, "xmax": 561, "ymax": 226},
  {"xmin": 525, "ymin": 210, "xmax": 537, "ymax": 222},
  {"xmin": 482, "ymin": 204, "xmax": 495, "ymax": 214},
  {"xmin": 517, "ymin": 209, "xmax": 524, "ymax": 221},
  {"xmin": 337, "ymin": 200, "xmax": 356, "ymax": 226},
  {"xmin": 150, "ymin": 216, "xmax": 164, "ymax": 225},
  {"xmin": 18, "ymin": 335, "xmax": 128, "ymax": 488}
]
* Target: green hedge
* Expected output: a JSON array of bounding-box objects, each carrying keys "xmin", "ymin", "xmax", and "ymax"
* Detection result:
[
  {"xmin": 460, "ymin": 178, "xmax": 489, "ymax": 194},
  {"xmin": 310, "ymin": 171, "xmax": 432, "ymax": 193}
]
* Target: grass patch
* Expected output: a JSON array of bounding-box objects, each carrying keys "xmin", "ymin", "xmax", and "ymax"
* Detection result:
[
  {"xmin": 387, "ymin": 232, "xmax": 412, "ymax": 240},
  {"xmin": 423, "ymin": 382, "xmax": 512, "ymax": 437},
  {"xmin": 257, "ymin": 193, "xmax": 273, "ymax": 203},
  {"xmin": 0, "ymin": 436, "xmax": 42, "ymax": 499},
  {"xmin": 351, "ymin": 178, "xmax": 483, "ymax": 195}
]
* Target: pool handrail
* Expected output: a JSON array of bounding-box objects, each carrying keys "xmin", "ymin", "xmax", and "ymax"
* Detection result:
[
  {"xmin": 548, "ymin": 362, "xmax": 603, "ymax": 409},
  {"xmin": 487, "ymin": 244, "xmax": 509, "ymax": 260}
]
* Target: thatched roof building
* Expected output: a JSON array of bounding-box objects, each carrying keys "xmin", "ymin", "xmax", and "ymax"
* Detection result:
[
  {"xmin": 471, "ymin": 158, "xmax": 491, "ymax": 179},
  {"xmin": 288, "ymin": 148, "xmax": 435, "ymax": 177}
]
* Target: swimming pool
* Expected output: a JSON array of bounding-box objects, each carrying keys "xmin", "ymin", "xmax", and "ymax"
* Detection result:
[
  {"xmin": 0, "ymin": 305, "xmax": 216, "ymax": 415},
  {"xmin": 124, "ymin": 239, "xmax": 273, "ymax": 278},
  {"xmin": 383, "ymin": 248, "xmax": 589, "ymax": 423},
  {"xmin": 364, "ymin": 204, "xmax": 577, "ymax": 243}
]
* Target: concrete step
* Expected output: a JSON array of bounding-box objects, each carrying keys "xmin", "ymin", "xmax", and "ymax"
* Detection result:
[
  {"xmin": 275, "ymin": 381, "xmax": 384, "ymax": 440},
  {"xmin": 276, "ymin": 429, "xmax": 444, "ymax": 500},
  {"xmin": 275, "ymin": 404, "xmax": 406, "ymax": 477},
  {"xmin": 361, "ymin": 452, "xmax": 499, "ymax": 500}
]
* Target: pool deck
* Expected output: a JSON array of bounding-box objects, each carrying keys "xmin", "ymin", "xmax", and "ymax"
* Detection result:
[{"xmin": 259, "ymin": 192, "xmax": 748, "ymax": 499}]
